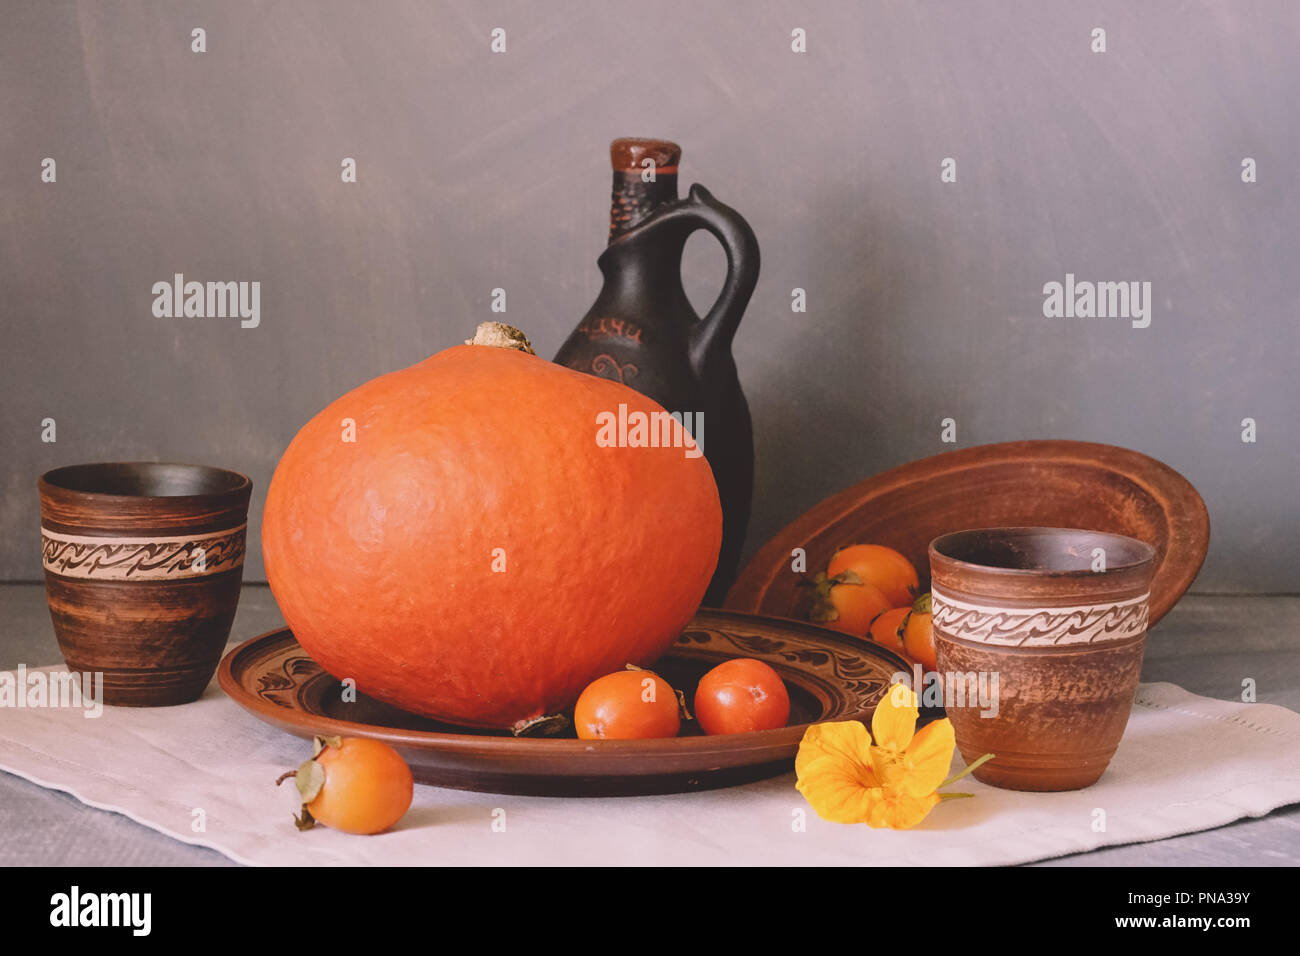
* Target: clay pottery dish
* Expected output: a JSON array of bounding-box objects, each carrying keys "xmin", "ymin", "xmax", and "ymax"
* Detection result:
[
  {"xmin": 218, "ymin": 608, "xmax": 910, "ymax": 797},
  {"xmin": 38, "ymin": 462, "xmax": 252, "ymax": 706},
  {"xmin": 724, "ymin": 440, "xmax": 1207, "ymax": 627},
  {"xmin": 929, "ymin": 527, "xmax": 1156, "ymax": 791}
]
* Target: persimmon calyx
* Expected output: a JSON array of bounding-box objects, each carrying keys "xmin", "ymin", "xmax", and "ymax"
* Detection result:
[
  {"xmin": 512, "ymin": 712, "xmax": 570, "ymax": 737},
  {"xmin": 466, "ymin": 321, "xmax": 536, "ymax": 354},
  {"xmin": 806, "ymin": 569, "xmax": 863, "ymax": 623},
  {"xmin": 674, "ymin": 688, "xmax": 694, "ymax": 722},
  {"xmin": 294, "ymin": 759, "xmax": 326, "ymax": 803},
  {"xmin": 313, "ymin": 734, "xmax": 342, "ymax": 757},
  {"xmin": 275, "ymin": 735, "xmax": 341, "ymax": 832},
  {"xmin": 912, "ymin": 592, "xmax": 932, "ymax": 615}
]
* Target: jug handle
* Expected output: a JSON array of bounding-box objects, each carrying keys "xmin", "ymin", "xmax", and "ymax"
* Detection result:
[{"xmin": 671, "ymin": 184, "xmax": 761, "ymax": 375}]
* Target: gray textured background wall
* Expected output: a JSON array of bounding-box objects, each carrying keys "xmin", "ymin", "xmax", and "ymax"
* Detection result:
[{"xmin": 2, "ymin": 1, "xmax": 1297, "ymax": 591}]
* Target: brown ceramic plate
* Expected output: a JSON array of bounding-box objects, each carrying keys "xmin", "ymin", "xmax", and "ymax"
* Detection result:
[
  {"xmin": 218, "ymin": 608, "xmax": 907, "ymax": 796},
  {"xmin": 725, "ymin": 440, "xmax": 1209, "ymax": 628}
]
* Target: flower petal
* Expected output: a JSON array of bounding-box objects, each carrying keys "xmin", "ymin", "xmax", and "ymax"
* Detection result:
[
  {"xmin": 795, "ymin": 721, "xmax": 880, "ymax": 824},
  {"xmin": 794, "ymin": 720, "xmax": 872, "ymax": 777},
  {"xmin": 900, "ymin": 718, "xmax": 957, "ymax": 796},
  {"xmin": 871, "ymin": 683, "xmax": 919, "ymax": 752},
  {"xmin": 796, "ymin": 762, "xmax": 884, "ymax": 824},
  {"xmin": 866, "ymin": 788, "xmax": 942, "ymax": 830}
]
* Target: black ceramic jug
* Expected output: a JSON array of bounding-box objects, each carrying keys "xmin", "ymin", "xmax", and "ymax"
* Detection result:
[{"xmin": 554, "ymin": 139, "xmax": 760, "ymax": 605}]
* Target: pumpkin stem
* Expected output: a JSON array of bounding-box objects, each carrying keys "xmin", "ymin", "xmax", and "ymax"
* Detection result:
[{"xmin": 466, "ymin": 322, "xmax": 536, "ymax": 355}]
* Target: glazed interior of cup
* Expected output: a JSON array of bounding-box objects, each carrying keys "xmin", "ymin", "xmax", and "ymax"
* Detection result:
[
  {"xmin": 930, "ymin": 526, "xmax": 1156, "ymax": 576},
  {"xmin": 40, "ymin": 462, "xmax": 249, "ymax": 499}
]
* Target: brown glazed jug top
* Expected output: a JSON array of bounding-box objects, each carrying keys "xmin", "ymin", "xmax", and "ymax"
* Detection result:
[
  {"xmin": 610, "ymin": 138, "xmax": 681, "ymax": 174},
  {"xmin": 606, "ymin": 138, "xmax": 683, "ymax": 243},
  {"xmin": 930, "ymin": 527, "xmax": 1156, "ymax": 606}
]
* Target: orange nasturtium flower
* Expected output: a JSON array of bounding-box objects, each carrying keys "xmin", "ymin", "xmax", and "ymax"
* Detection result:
[{"xmin": 795, "ymin": 683, "xmax": 992, "ymax": 829}]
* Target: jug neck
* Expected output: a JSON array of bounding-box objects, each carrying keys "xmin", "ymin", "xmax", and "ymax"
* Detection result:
[
  {"xmin": 594, "ymin": 226, "xmax": 695, "ymax": 332},
  {"xmin": 608, "ymin": 138, "xmax": 682, "ymax": 243}
]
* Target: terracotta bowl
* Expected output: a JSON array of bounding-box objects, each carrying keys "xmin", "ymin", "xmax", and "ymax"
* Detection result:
[
  {"xmin": 930, "ymin": 527, "xmax": 1156, "ymax": 791},
  {"xmin": 38, "ymin": 462, "xmax": 251, "ymax": 706},
  {"xmin": 723, "ymin": 440, "xmax": 1208, "ymax": 628}
]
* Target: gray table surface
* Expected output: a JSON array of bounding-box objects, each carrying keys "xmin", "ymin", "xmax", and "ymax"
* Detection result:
[{"xmin": 2, "ymin": 583, "xmax": 1298, "ymax": 867}]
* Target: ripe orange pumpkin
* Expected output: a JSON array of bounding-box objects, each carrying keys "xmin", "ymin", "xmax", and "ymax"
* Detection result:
[{"xmin": 262, "ymin": 325, "xmax": 722, "ymax": 731}]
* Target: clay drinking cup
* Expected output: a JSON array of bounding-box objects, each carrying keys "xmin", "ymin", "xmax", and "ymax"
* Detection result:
[
  {"xmin": 929, "ymin": 527, "xmax": 1157, "ymax": 791},
  {"xmin": 38, "ymin": 462, "xmax": 252, "ymax": 706}
]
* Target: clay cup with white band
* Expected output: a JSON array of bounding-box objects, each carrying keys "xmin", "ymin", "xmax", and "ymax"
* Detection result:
[
  {"xmin": 929, "ymin": 527, "xmax": 1157, "ymax": 792},
  {"xmin": 39, "ymin": 462, "xmax": 252, "ymax": 706}
]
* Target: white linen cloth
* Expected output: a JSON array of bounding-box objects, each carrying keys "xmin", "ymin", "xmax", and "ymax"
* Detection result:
[{"xmin": 2, "ymin": 665, "xmax": 1298, "ymax": 866}]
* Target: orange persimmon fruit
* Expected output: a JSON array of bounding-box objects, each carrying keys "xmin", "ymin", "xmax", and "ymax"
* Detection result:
[
  {"xmin": 282, "ymin": 736, "xmax": 414, "ymax": 835},
  {"xmin": 867, "ymin": 606, "xmax": 910, "ymax": 657},
  {"xmin": 815, "ymin": 574, "xmax": 893, "ymax": 637},
  {"xmin": 827, "ymin": 545, "xmax": 919, "ymax": 608},
  {"xmin": 574, "ymin": 669, "xmax": 682, "ymax": 740},
  {"xmin": 903, "ymin": 593, "xmax": 937, "ymax": 671},
  {"xmin": 694, "ymin": 658, "xmax": 791, "ymax": 735}
]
